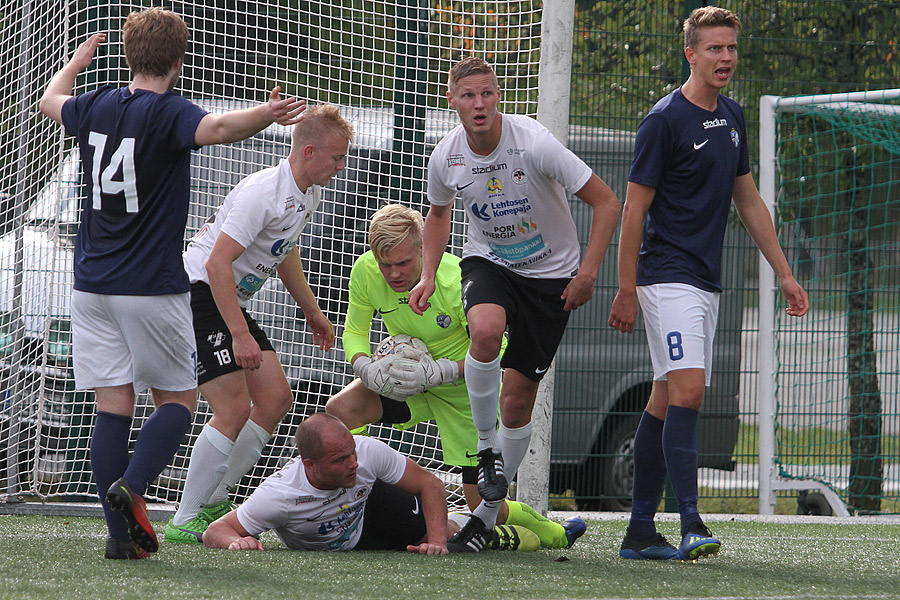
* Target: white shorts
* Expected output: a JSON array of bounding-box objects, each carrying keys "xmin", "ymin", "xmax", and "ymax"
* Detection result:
[
  {"xmin": 72, "ymin": 290, "xmax": 197, "ymax": 393},
  {"xmin": 637, "ymin": 283, "xmax": 719, "ymax": 385}
]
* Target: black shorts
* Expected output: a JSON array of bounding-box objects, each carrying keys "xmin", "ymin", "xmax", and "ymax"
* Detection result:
[
  {"xmin": 378, "ymin": 395, "xmax": 413, "ymax": 425},
  {"xmin": 460, "ymin": 256, "xmax": 571, "ymax": 382},
  {"xmin": 191, "ymin": 282, "xmax": 275, "ymax": 386},
  {"xmin": 354, "ymin": 479, "xmax": 428, "ymax": 550}
]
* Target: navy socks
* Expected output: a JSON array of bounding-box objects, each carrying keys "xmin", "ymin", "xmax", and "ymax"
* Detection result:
[
  {"xmin": 125, "ymin": 403, "xmax": 192, "ymax": 496},
  {"xmin": 627, "ymin": 411, "xmax": 666, "ymax": 539},
  {"xmin": 91, "ymin": 411, "xmax": 133, "ymax": 540},
  {"xmin": 663, "ymin": 405, "xmax": 702, "ymax": 536}
]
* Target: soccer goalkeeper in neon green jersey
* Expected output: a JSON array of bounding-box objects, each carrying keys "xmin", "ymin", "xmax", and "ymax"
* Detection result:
[{"xmin": 325, "ymin": 203, "xmax": 585, "ymax": 551}]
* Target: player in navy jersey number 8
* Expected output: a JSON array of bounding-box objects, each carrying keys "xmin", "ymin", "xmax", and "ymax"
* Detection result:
[
  {"xmin": 39, "ymin": 7, "xmax": 305, "ymax": 560},
  {"xmin": 608, "ymin": 6, "xmax": 809, "ymax": 562}
]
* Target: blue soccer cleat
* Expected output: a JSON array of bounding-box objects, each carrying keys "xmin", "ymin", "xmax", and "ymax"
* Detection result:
[
  {"xmin": 619, "ymin": 530, "xmax": 680, "ymax": 560},
  {"xmin": 561, "ymin": 516, "xmax": 587, "ymax": 548},
  {"xmin": 678, "ymin": 522, "xmax": 721, "ymax": 561}
]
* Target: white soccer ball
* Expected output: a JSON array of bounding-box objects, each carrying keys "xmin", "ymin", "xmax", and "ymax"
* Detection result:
[{"xmin": 373, "ymin": 334, "xmax": 430, "ymax": 360}]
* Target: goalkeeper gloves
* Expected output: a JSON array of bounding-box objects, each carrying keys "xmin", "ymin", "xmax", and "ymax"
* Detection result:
[
  {"xmin": 352, "ymin": 355, "xmax": 421, "ymax": 401},
  {"xmin": 388, "ymin": 355, "xmax": 459, "ymax": 395}
]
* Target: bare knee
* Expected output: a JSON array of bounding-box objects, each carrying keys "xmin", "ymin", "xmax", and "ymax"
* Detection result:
[
  {"xmin": 499, "ymin": 373, "xmax": 539, "ymax": 427},
  {"xmin": 468, "ymin": 328, "xmax": 504, "ymax": 362}
]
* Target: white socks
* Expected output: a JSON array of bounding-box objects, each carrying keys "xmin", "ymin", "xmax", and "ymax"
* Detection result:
[
  {"xmin": 207, "ymin": 418, "xmax": 271, "ymax": 505},
  {"xmin": 464, "ymin": 350, "xmax": 502, "ymax": 451},
  {"xmin": 499, "ymin": 421, "xmax": 533, "ymax": 482},
  {"xmin": 173, "ymin": 424, "xmax": 233, "ymax": 526},
  {"xmin": 473, "ymin": 499, "xmax": 504, "ymax": 529}
]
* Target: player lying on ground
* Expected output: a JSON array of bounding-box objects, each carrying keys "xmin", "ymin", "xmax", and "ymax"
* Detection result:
[
  {"xmin": 325, "ymin": 203, "xmax": 585, "ymax": 552},
  {"xmin": 203, "ymin": 413, "xmax": 541, "ymax": 553}
]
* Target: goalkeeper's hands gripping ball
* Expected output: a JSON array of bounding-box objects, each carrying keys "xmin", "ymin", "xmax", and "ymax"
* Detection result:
[
  {"xmin": 388, "ymin": 354, "xmax": 459, "ymax": 396},
  {"xmin": 352, "ymin": 354, "xmax": 420, "ymax": 401}
]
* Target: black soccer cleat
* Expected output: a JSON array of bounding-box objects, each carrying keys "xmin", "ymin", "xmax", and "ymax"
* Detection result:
[
  {"xmin": 447, "ymin": 515, "xmax": 492, "ymax": 553},
  {"xmin": 106, "ymin": 476, "xmax": 159, "ymax": 553},
  {"xmin": 490, "ymin": 524, "xmax": 539, "ymax": 551},
  {"xmin": 104, "ymin": 537, "xmax": 149, "ymax": 560},
  {"xmin": 475, "ymin": 448, "xmax": 508, "ymax": 502}
]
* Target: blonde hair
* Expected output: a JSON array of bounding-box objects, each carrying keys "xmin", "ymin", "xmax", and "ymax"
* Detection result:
[
  {"xmin": 291, "ymin": 104, "xmax": 354, "ymax": 153},
  {"xmin": 123, "ymin": 8, "xmax": 189, "ymax": 77},
  {"xmin": 448, "ymin": 57, "xmax": 498, "ymax": 95},
  {"xmin": 368, "ymin": 203, "xmax": 424, "ymax": 263},
  {"xmin": 683, "ymin": 6, "xmax": 742, "ymax": 49}
]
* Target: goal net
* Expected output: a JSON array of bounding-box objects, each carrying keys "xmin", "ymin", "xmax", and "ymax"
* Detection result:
[
  {"xmin": 0, "ymin": 1, "xmax": 543, "ymax": 509},
  {"xmin": 759, "ymin": 89, "xmax": 900, "ymax": 514}
]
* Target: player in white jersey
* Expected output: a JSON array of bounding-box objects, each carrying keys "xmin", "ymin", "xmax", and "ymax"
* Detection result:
[
  {"xmin": 203, "ymin": 413, "xmax": 465, "ymax": 553},
  {"xmin": 165, "ymin": 105, "xmax": 352, "ymax": 544},
  {"xmin": 409, "ymin": 58, "xmax": 621, "ymax": 541}
]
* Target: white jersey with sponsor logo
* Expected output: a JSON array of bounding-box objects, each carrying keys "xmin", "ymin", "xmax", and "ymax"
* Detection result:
[
  {"xmin": 235, "ymin": 436, "xmax": 407, "ymax": 551},
  {"xmin": 428, "ymin": 114, "xmax": 592, "ymax": 279},
  {"xmin": 183, "ymin": 158, "xmax": 320, "ymax": 306}
]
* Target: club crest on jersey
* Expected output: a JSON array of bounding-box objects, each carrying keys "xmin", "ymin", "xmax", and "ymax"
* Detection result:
[
  {"xmin": 447, "ymin": 154, "xmax": 465, "ymax": 167},
  {"xmin": 731, "ymin": 128, "xmax": 740, "ymax": 148},
  {"xmin": 512, "ymin": 168, "xmax": 526, "ymax": 185},
  {"xmin": 355, "ymin": 487, "xmax": 368, "ymax": 500},
  {"xmin": 436, "ymin": 313, "xmax": 452, "ymax": 328},
  {"xmin": 486, "ymin": 177, "xmax": 503, "ymax": 198},
  {"xmin": 207, "ymin": 331, "xmax": 227, "ymax": 348}
]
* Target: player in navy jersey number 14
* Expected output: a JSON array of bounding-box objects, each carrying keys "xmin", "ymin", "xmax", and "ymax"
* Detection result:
[
  {"xmin": 38, "ymin": 8, "xmax": 305, "ymax": 560},
  {"xmin": 608, "ymin": 6, "xmax": 808, "ymax": 562}
]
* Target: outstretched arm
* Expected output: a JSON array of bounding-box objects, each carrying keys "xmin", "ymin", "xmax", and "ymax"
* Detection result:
[
  {"xmin": 194, "ymin": 87, "xmax": 306, "ymax": 147},
  {"xmin": 40, "ymin": 33, "xmax": 106, "ymax": 124},
  {"xmin": 732, "ymin": 173, "xmax": 809, "ymax": 317},
  {"xmin": 396, "ymin": 458, "xmax": 449, "ymax": 555},
  {"xmin": 203, "ymin": 511, "xmax": 265, "ymax": 550}
]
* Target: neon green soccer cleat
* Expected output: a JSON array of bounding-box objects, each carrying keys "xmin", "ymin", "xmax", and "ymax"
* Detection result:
[
  {"xmin": 198, "ymin": 499, "xmax": 237, "ymax": 524},
  {"xmin": 164, "ymin": 515, "xmax": 207, "ymax": 544}
]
